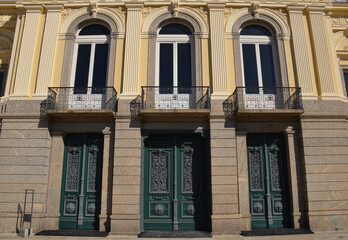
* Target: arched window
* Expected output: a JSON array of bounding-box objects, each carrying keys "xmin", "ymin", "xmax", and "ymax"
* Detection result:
[
  {"xmin": 240, "ymin": 25, "xmax": 279, "ymax": 95},
  {"xmin": 71, "ymin": 24, "xmax": 110, "ymax": 94},
  {"xmin": 156, "ymin": 23, "xmax": 193, "ymax": 92},
  {"xmin": 154, "ymin": 23, "xmax": 194, "ymax": 108}
]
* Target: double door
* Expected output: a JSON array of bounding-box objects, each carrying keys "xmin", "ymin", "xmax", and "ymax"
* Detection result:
[
  {"xmin": 59, "ymin": 134, "xmax": 103, "ymax": 230},
  {"xmin": 144, "ymin": 134, "xmax": 208, "ymax": 230},
  {"xmin": 247, "ymin": 133, "xmax": 291, "ymax": 228}
]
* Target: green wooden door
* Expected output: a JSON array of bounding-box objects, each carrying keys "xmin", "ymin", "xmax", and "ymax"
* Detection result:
[
  {"xmin": 247, "ymin": 133, "xmax": 291, "ymax": 229},
  {"xmin": 59, "ymin": 134, "xmax": 103, "ymax": 230},
  {"xmin": 144, "ymin": 134, "xmax": 208, "ymax": 230}
]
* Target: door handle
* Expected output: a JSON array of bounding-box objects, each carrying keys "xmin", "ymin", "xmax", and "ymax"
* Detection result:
[{"xmin": 67, "ymin": 195, "xmax": 75, "ymax": 199}]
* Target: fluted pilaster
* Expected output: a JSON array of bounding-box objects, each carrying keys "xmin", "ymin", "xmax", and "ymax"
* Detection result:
[
  {"xmin": 33, "ymin": 5, "xmax": 62, "ymax": 99},
  {"xmin": 121, "ymin": 4, "xmax": 142, "ymax": 98},
  {"xmin": 208, "ymin": 4, "xmax": 229, "ymax": 98},
  {"xmin": 307, "ymin": 7, "xmax": 336, "ymax": 97},
  {"xmin": 287, "ymin": 6, "xmax": 315, "ymax": 98},
  {"xmin": 12, "ymin": 5, "xmax": 42, "ymax": 99}
]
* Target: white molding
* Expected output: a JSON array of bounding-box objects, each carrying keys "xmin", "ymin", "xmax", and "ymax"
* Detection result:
[{"xmin": 225, "ymin": 7, "xmax": 290, "ymax": 38}]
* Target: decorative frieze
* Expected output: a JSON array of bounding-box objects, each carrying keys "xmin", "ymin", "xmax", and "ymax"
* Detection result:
[
  {"xmin": 142, "ymin": 7, "xmax": 153, "ymax": 18},
  {"xmin": 197, "ymin": 7, "xmax": 208, "ymax": 20},
  {"xmin": 115, "ymin": 7, "xmax": 126, "ymax": 20}
]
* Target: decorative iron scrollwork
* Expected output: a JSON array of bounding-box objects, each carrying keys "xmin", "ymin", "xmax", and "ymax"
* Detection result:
[
  {"xmin": 150, "ymin": 149, "xmax": 169, "ymax": 192},
  {"xmin": 66, "ymin": 147, "xmax": 80, "ymax": 191},
  {"xmin": 249, "ymin": 147, "xmax": 263, "ymax": 191}
]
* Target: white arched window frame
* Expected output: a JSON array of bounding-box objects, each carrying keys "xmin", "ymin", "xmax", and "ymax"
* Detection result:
[
  {"xmin": 154, "ymin": 24, "xmax": 195, "ymax": 109},
  {"xmin": 239, "ymin": 25, "xmax": 282, "ymax": 109},
  {"xmin": 70, "ymin": 26, "xmax": 110, "ymax": 90},
  {"xmin": 69, "ymin": 24, "xmax": 110, "ymax": 109}
]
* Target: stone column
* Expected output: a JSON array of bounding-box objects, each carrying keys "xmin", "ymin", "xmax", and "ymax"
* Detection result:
[
  {"xmin": 11, "ymin": 5, "xmax": 42, "ymax": 99},
  {"xmin": 236, "ymin": 130, "xmax": 251, "ymax": 231},
  {"xmin": 121, "ymin": 4, "xmax": 143, "ymax": 99},
  {"xmin": 208, "ymin": 4, "xmax": 229, "ymax": 101},
  {"xmin": 33, "ymin": 4, "xmax": 62, "ymax": 99},
  {"xmin": 287, "ymin": 6, "xmax": 316, "ymax": 99},
  {"xmin": 210, "ymin": 114, "xmax": 239, "ymax": 234},
  {"xmin": 111, "ymin": 117, "xmax": 141, "ymax": 235},
  {"xmin": 285, "ymin": 126, "xmax": 301, "ymax": 229},
  {"xmin": 44, "ymin": 131, "xmax": 64, "ymax": 229},
  {"xmin": 99, "ymin": 128, "xmax": 113, "ymax": 231},
  {"xmin": 307, "ymin": 7, "xmax": 337, "ymax": 99}
]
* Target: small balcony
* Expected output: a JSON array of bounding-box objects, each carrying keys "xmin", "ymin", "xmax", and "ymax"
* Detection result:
[
  {"xmin": 130, "ymin": 86, "xmax": 210, "ymax": 117},
  {"xmin": 223, "ymin": 87, "xmax": 303, "ymax": 117},
  {"xmin": 44, "ymin": 87, "xmax": 117, "ymax": 117}
]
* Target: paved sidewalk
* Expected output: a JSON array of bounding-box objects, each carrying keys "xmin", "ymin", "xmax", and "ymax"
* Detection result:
[{"xmin": 0, "ymin": 231, "xmax": 348, "ymax": 240}]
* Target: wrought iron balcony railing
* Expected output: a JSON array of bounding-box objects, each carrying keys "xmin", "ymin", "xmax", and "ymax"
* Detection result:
[
  {"xmin": 139, "ymin": 86, "xmax": 210, "ymax": 111},
  {"xmin": 223, "ymin": 87, "xmax": 303, "ymax": 116},
  {"xmin": 46, "ymin": 87, "xmax": 117, "ymax": 112}
]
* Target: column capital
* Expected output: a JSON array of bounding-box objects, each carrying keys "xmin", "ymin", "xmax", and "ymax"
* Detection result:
[
  {"xmin": 286, "ymin": 5, "xmax": 306, "ymax": 13},
  {"xmin": 102, "ymin": 127, "xmax": 112, "ymax": 135},
  {"xmin": 285, "ymin": 126, "xmax": 295, "ymax": 135},
  {"xmin": 43, "ymin": 4, "xmax": 63, "ymax": 12},
  {"xmin": 306, "ymin": 6, "xmax": 325, "ymax": 14},
  {"xmin": 125, "ymin": 3, "xmax": 143, "ymax": 10},
  {"xmin": 207, "ymin": 4, "xmax": 225, "ymax": 11},
  {"xmin": 24, "ymin": 4, "xmax": 43, "ymax": 13}
]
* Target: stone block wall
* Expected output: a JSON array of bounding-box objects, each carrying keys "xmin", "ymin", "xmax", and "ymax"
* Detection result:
[
  {"xmin": 111, "ymin": 117, "xmax": 141, "ymax": 234},
  {"xmin": 210, "ymin": 116, "xmax": 239, "ymax": 234},
  {"xmin": 0, "ymin": 118, "xmax": 50, "ymax": 232},
  {"xmin": 301, "ymin": 117, "xmax": 348, "ymax": 230}
]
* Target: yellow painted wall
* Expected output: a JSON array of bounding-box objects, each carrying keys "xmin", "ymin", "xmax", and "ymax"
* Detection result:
[
  {"xmin": 225, "ymin": 38, "xmax": 235, "ymax": 93},
  {"xmin": 52, "ymin": 39, "xmax": 65, "ymax": 87},
  {"xmin": 115, "ymin": 38, "xmax": 125, "ymax": 95},
  {"xmin": 138, "ymin": 38, "xmax": 148, "ymax": 92}
]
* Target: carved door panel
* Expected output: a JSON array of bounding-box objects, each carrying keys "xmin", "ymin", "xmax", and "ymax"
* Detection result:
[
  {"xmin": 144, "ymin": 134, "xmax": 208, "ymax": 230},
  {"xmin": 59, "ymin": 134, "xmax": 103, "ymax": 230},
  {"xmin": 247, "ymin": 133, "xmax": 290, "ymax": 229}
]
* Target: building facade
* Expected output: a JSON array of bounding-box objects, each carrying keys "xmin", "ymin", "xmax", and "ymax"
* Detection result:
[{"xmin": 0, "ymin": 0, "xmax": 347, "ymax": 235}]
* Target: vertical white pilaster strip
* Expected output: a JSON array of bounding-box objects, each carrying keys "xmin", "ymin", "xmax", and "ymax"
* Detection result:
[
  {"xmin": 121, "ymin": 4, "xmax": 142, "ymax": 98},
  {"xmin": 287, "ymin": 6, "xmax": 315, "ymax": 98},
  {"xmin": 208, "ymin": 4, "xmax": 229, "ymax": 98},
  {"xmin": 307, "ymin": 7, "xmax": 336, "ymax": 98},
  {"xmin": 33, "ymin": 5, "xmax": 62, "ymax": 99},
  {"xmin": 12, "ymin": 5, "xmax": 42, "ymax": 99}
]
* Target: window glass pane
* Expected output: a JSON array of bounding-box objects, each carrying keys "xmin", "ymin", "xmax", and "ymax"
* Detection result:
[
  {"xmin": 159, "ymin": 24, "xmax": 192, "ymax": 35},
  {"xmin": 344, "ymin": 71, "xmax": 348, "ymax": 96},
  {"xmin": 260, "ymin": 44, "xmax": 276, "ymax": 94},
  {"xmin": 92, "ymin": 44, "xmax": 109, "ymax": 93},
  {"xmin": 178, "ymin": 43, "xmax": 192, "ymax": 93},
  {"xmin": 159, "ymin": 43, "xmax": 173, "ymax": 94},
  {"xmin": 79, "ymin": 24, "xmax": 110, "ymax": 35},
  {"xmin": 0, "ymin": 71, "xmax": 4, "ymax": 97},
  {"xmin": 241, "ymin": 25, "xmax": 272, "ymax": 36},
  {"xmin": 74, "ymin": 44, "xmax": 91, "ymax": 93},
  {"xmin": 242, "ymin": 44, "xmax": 259, "ymax": 94}
]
